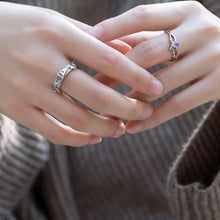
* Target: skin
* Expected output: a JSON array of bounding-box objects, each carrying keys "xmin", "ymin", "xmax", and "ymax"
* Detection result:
[
  {"xmin": 90, "ymin": 1, "xmax": 220, "ymax": 133},
  {"xmin": 0, "ymin": 2, "xmax": 166, "ymax": 147}
]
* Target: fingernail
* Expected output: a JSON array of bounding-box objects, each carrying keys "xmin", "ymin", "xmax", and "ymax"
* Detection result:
[
  {"xmin": 89, "ymin": 25, "xmax": 104, "ymax": 38},
  {"xmin": 88, "ymin": 136, "xmax": 102, "ymax": 145},
  {"xmin": 140, "ymin": 106, "xmax": 153, "ymax": 120},
  {"xmin": 149, "ymin": 78, "xmax": 163, "ymax": 96},
  {"xmin": 113, "ymin": 122, "xmax": 126, "ymax": 137},
  {"xmin": 112, "ymin": 39, "xmax": 132, "ymax": 48},
  {"xmin": 127, "ymin": 123, "xmax": 144, "ymax": 134}
]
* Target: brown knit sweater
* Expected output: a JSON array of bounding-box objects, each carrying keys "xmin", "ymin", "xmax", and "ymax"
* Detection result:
[{"xmin": 0, "ymin": 0, "xmax": 220, "ymax": 220}]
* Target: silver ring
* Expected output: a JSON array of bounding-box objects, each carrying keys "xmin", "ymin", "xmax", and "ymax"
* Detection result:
[
  {"xmin": 53, "ymin": 63, "xmax": 77, "ymax": 93},
  {"xmin": 166, "ymin": 30, "xmax": 179, "ymax": 62}
]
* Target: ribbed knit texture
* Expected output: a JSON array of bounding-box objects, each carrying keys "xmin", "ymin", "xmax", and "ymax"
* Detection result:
[
  {"xmin": 0, "ymin": 0, "xmax": 220, "ymax": 220},
  {"xmin": 0, "ymin": 115, "xmax": 49, "ymax": 219},
  {"xmin": 169, "ymin": 101, "xmax": 220, "ymax": 220}
]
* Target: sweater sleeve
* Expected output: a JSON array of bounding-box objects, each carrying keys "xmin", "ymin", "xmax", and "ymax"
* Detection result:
[
  {"xmin": 168, "ymin": 1, "xmax": 220, "ymax": 219},
  {"xmin": 0, "ymin": 114, "xmax": 50, "ymax": 220},
  {"xmin": 168, "ymin": 100, "xmax": 220, "ymax": 220}
]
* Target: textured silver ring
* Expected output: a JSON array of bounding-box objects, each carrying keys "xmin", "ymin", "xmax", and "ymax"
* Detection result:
[
  {"xmin": 53, "ymin": 63, "xmax": 77, "ymax": 93},
  {"xmin": 166, "ymin": 30, "xmax": 179, "ymax": 62}
]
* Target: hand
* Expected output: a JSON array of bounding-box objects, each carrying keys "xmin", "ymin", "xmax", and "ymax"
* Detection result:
[
  {"xmin": 0, "ymin": 2, "xmax": 163, "ymax": 146},
  {"xmin": 90, "ymin": 1, "xmax": 220, "ymax": 133}
]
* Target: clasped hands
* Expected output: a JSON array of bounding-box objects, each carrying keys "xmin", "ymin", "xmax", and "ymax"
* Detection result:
[{"xmin": 1, "ymin": 1, "xmax": 220, "ymax": 147}]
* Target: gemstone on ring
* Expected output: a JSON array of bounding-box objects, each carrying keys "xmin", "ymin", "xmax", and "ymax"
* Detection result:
[
  {"xmin": 166, "ymin": 30, "xmax": 179, "ymax": 62},
  {"xmin": 171, "ymin": 41, "xmax": 179, "ymax": 48}
]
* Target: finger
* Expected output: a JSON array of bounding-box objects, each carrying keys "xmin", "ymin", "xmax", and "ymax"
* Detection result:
[
  {"xmin": 126, "ymin": 30, "xmax": 181, "ymax": 68},
  {"xmin": 93, "ymin": 74, "xmax": 119, "ymax": 88},
  {"xmin": 125, "ymin": 24, "xmax": 208, "ymax": 70},
  {"xmin": 93, "ymin": 31, "xmax": 169, "ymax": 89},
  {"xmin": 25, "ymin": 50, "xmax": 153, "ymax": 122},
  {"xmin": 61, "ymin": 68, "xmax": 153, "ymax": 120},
  {"xmin": 19, "ymin": 106, "xmax": 102, "ymax": 147},
  {"xmin": 93, "ymin": 31, "xmax": 167, "ymax": 90},
  {"xmin": 126, "ymin": 75, "xmax": 214, "ymax": 133},
  {"xmin": 128, "ymin": 47, "xmax": 215, "ymax": 103},
  {"xmin": 118, "ymin": 31, "xmax": 163, "ymax": 48},
  {"xmin": 93, "ymin": 27, "xmax": 186, "ymax": 90},
  {"xmin": 38, "ymin": 56, "xmax": 153, "ymax": 121},
  {"xmin": 93, "ymin": 28, "xmax": 197, "ymax": 91},
  {"xmin": 93, "ymin": 40, "xmax": 131, "ymax": 88},
  {"xmin": 58, "ymin": 23, "xmax": 163, "ymax": 96},
  {"xmin": 35, "ymin": 88, "xmax": 126, "ymax": 138},
  {"xmin": 94, "ymin": 40, "xmax": 131, "ymax": 120},
  {"xmin": 90, "ymin": 1, "xmax": 197, "ymax": 42}
]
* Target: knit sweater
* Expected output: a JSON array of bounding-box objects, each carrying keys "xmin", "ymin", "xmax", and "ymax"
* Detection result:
[{"xmin": 0, "ymin": 0, "xmax": 220, "ymax": 220}]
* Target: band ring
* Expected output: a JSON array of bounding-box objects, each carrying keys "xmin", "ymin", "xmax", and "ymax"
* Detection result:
[
  {"xmin": 166, "ymin": 30, "xmax": 179, "ymax": 62},
  {"xmin": 53, "ymin": 63, "xmax": 77, "ymax": 93}
]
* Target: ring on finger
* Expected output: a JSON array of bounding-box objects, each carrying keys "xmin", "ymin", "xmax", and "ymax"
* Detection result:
[
  {"xmin": 166, "ymin": 30, "xmax": 179, "ymax": 62},
  {"xmin": 53, "ymin": 63, "xmax": 77, "ymax": 93}
]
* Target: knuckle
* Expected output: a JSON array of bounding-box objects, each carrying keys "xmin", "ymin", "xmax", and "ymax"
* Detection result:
[
  {"xmin": 39, "ymin": 26, "xmax": 62, "ymax": 42},
  {"xmin": 170, "ymin": 96, "xmax": 186, "ymax": 113},
  {"xmin": 140, "ymin": 39, "xmax": 160, "ymax": 59},
  {"xmin": 150, "ymin": 111, "xmax": 162, "ymax": 127},
  {"xmin": 67, "ymin": 113, "xmax": 86, "ymax": 131},
  {"xmin": 200, "ymin": 20, "xmax": 220, "ymax": 39},
  {"xmin": 101, "ymin": 120, "xmax": 119, "ymax": 137},
  {"xmin": 153, "ymin": 114, "xmax": 162, "ymax": 127},
  {"xmin": 128, "ymin": 109, "xmax": 139, "ymax": 120},
  {"xmin": 89, "ymin": 91, "xmax": 109, "ymax": 110},
  {"xmin": 110, "ymin": 122, "xmax": 120, "ymax": 136},
  {"xmin": 34, "ymin": 15, "xmax": 63, "ymax": 42},
  {"xmin": 186, "ymin": 1, "xmax": 204, "ymax": 13},
  {"xmin": 132, "ymin": 109, "xmax": 143, "ymax": 120},
  {"xmin": 207, "ymin": 24, "xmax": 220, "ymax": 38},
  {"xmin": 155, "ymin": 72, "xmax": 169, "ymax": 92},
  {"xmin": 100, "ymin": 50, "xmax": 120, "ymax": 67},
  {"xmin": 131, "ymin": 73, "xmax": 145, "ymax": 89},
  {"xmin": 132, "ymin": 5, "xmax": 150, "ymax": 20},
  {"xmin": 12, "ymin": 45, "xmax": 34, "ymax": 66},
  {"xmin": 127, "ymin": 99, "xmax": 143, "ymax": 120}
]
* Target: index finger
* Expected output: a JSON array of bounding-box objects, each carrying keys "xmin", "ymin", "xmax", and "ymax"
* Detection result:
[
  {"xmin": 89, "ymin": 1, "xmax": 198, "ymax": 42},
  {"xmin": 57, "ymin": 22, "xmax": 163, "ymax": 96}
]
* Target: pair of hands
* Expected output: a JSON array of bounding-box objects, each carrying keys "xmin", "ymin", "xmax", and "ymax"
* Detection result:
[{"xmin": 1, "ymin": 1, "xmax": 219, "ymax": 147}]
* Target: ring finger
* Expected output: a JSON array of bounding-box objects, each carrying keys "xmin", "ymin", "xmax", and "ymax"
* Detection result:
[
  {"xmin": 35, "ymin": 53, "xmax": 153, "ymax": 122},
  {"xmin": 36, "ymin": 87, "xmax": 126, "ymax": 137},
  {"xmin": 128, "ymin": 46, "xmax": 215, "ymax": 103},
  {"xmin": 94, "ymin": 27, "xmax": 200, "ymax": 90},
  {"xmin": 60, "ymin": 67, "xmax": 153, "ymax": 121}
]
